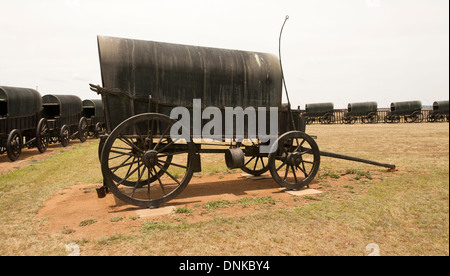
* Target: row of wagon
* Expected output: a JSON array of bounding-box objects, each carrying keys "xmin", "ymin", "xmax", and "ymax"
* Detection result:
[
  {"xmin": 0, "ymin": 86, "xmax": 105, "ymax": 162},
  {"xmin": 302, "ymin": 100, "xmax": 449, "ymax": 124}
]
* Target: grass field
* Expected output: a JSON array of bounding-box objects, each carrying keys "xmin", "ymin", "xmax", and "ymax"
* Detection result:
[{"xmin": 0, "ymin": 123, "xmax": 448, "ymax": 256}]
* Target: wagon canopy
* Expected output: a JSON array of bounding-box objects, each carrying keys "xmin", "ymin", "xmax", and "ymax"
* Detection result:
[
  {"xmin": 390, "ymin": 101, "xmax": 422, "ymax": 113},
  {"xmin": 42, "ymin": 94, "xmax": 83, "ymax": 117},
  {"xmin": 82, "ymin": 99, "xmax": 104, "ymax": 118},
  {"xmin": 0, "ymin": 86, "xmax": 42, "ymax": 117},
  {"xmin": 347, "ymin": 102, "xmax": 378, "ymax": 115},
  {"xmin": 433, "ymin": 101, "xmax": 449, "ymax": 112},
  {"xmin": 305, "ymin": 102, "xmax": 334, "ymax": 116},
  {"xmin": 97, "ymin": 36, "xmax": 282, "ymax": 110}
]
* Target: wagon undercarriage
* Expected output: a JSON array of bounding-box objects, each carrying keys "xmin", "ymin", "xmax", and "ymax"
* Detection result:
[{"xmin": 95, "ymin": 109, "xmax": 395, "ymax": 209}]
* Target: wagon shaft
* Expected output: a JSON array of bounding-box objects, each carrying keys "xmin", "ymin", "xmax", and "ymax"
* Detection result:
[{"xmin": 319, "ymin": 150, "xmax": 396, "ymax": 170}]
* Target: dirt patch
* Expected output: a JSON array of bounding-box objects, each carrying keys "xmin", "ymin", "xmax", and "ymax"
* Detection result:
[
  {"xmin": 37, "ymin": 168, "xmax": 392, "ymax": 239},
  {"xmin": 0, "ymin": 140, "xmax": 94, "ymax": 175}
]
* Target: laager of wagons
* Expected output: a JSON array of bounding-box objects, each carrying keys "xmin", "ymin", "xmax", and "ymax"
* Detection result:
[{"xmin": 0, "ymin": 86, "xmax": 105, "ymax": 162}]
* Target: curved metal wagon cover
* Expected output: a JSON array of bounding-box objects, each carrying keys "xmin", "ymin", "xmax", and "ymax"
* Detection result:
[
  {"xmin": 0, "ymin": 86, "xmax": 42, "ymax": 117},
  {"xmin": 304, "ymin": 102, "xmax": 334, "ymax": 116},
  {"xmin": 83, "ymin": 99, "xmax": 104, "ymax": 117},
  {"xmin": 42, "ymin": 94, "xmax": 83, "ymax": 117},
  {"xmin": 390, "ymin": 101, "xmax": 422, "ymax": 113},
  {"xmin": 347, "ymin": 102, "xmax": 378, "ymax": 115},
  {"xmin": 433, "ymin": 101, "xmax": 449, "ymax": 112},
  {"xmin": 97, "ymin": 36, "xmax": 283, "ymax": 110}
]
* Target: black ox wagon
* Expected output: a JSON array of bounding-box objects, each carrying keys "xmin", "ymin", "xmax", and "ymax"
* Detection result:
[
  {"xmin": 385, "ymin": 101, "xmax": 423, "ymax": 123},
  {"xmin": 91, "ymin": 35, "xmax": 395, "ymax": 208},
  {"xmin": 41, "ymin": 94, "xmax": 88, "ymax": 147},
  {"xmin": 0, "ymin": 86, "xmax": 49, "ymax": 161},
  {"xmin": 82, "ymin": 99, "xmax": 106, "ymax": 138}
]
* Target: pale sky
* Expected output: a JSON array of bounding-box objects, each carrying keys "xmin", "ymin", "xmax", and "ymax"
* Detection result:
[{"xmin": 0, "ymin": 0, "xmax": 448, "ymax": 108}]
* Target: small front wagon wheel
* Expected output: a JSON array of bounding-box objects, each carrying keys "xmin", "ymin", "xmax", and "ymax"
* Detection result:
[
  {"xmin": 268, "ymin": 131, "xmax": 320, "ymax": 190},
  {"xmin": 60, "ymin": 125, "xmax": 70, "ymax": 147},
  {"xmin": 101, "ymin": 113, "xmax": 196, "ymax": 208},
  {"xmin": 7, "ymin": 129, "xmax": 23, "ymax": 162},
  {"xmin": 36, "ymin": 118, "xmax": 49, "ymax": 153},
  {"xmin": 78, "ymin": 117, "xmax": 88, "ymax": 143}
]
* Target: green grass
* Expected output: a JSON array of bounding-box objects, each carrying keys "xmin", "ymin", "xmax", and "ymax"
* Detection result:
[{"xmin": 0, "ymin": 124, "xmax": 448, "ymax": 256}]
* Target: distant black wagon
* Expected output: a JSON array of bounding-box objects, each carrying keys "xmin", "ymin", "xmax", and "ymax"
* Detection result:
[
  {"xmin": 82, "ymin": 99, "xmax": 106, "ymax": 138},
  {"xmin": 41, "ymin": 94, "xmax": 88, "ymax": 147},
  {"xmin": 343, "ymin": 102, "xmax": 378, "ymax": 124},
  {"xmin": 0, "ymin": 86, "xmax": 48, "ymax": 161},
  {"xmin": 385, "ymin": 101, "xmax": 423, "ymax": 123},
  {"xmin": 302, "ymin": 102, "xmax": 335, "ymax": 124},
  {"xmin": 427, "ymin": 101, "xmax": 449, "ymax": 123}
]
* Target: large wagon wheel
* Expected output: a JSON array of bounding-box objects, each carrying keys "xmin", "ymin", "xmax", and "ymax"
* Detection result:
[
  {"xmin": 78, "ymin": 117, "xmax": 89, "ymax": 143},
  {"xmin": 367, "ymin": 113, "xmax": 378, "ymax": 124},
  {"xmin": 268, "ymin": 131, "xmax": 320, "ymax": 190},
  {"xmin": 411, "ymin": 111, "xmax": 423, "ymax": 123},
  {"xmin": 60, "ymin": 125, "xmax": 70, "ymax": 147},
  {"xmin": 36, "ymin": 118, "xmax": 49, "ymax": 153},
  {"xmin": 7, "ymin": 129, "xmax": 23, "ymax": 162},
  {"xmin": 101, "ymin": 113, "xmax": 196, "ymax": 208},
  {"xmin": 241, "ymin": 139, "xmax": 269, "ymax": 176}
]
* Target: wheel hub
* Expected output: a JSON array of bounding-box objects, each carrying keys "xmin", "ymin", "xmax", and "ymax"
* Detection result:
[
  {"xmin": 143, "ymin": 150, "xmax": 159, "ymax": 168},
  {"xmin": 286, "ymin": 152, "xmax": 302, "ymax": 167}
]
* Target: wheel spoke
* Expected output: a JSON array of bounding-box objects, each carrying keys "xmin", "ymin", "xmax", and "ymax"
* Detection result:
[
  {"xmin": 157, "ymin": 136, "xmax": 182, "ymax": 154},
  {"xmin": 110, "ymin": 149, "xmax": 139, "ymax": 158},
  {"xmin": 156, "ymin": 163, "xmax": 181, "ymax": 186},
  {"xmin": 291, "ymin": 165, "xmax": 298, "ymax": 183},
  {"xmin": 253, "ymin": 156, "xmax": 259, "ymax": 171},
  {"xmin": 276, "ymin": 161, "xmax": 286, "ymax": 172},
  {"xmin": 154, "ymin": 167, "xmax": 167, "ymax": 195},
  {"xmin": 110, "ymin": 156, "xmax": 134, "ymax": 172},
  {"xmin": 283, "ymin": 165, "xmax": 289, "ymax": 181},
  {"xmin": 153, "ymin": 124, "xmax": 172, "ymax": 151},
  {"xmin": 244, "ymin": 156, "xmax": 256, "ymax": 167},
  {"xmin": 158, "ymin": 159, "xmax": 187, "ymax": 169},
  {"xmin": 130, "ymin": 159, "xmax": 146, "ymax": 197},
  {"xmin": 119, "ymin": 136, "xmax": 144, "ymax": 153},
  {"xmin": 116, "ymin": 161, "xmax": 142, "ymax": 187}
]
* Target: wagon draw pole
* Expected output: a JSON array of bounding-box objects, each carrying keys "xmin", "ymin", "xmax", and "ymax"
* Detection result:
[
  {"xmin": 279, "ymin": 15, "xmax": 297, "ymax": 132},
  {"xmin": 304, "ymin": 148, "xmax": 396, "ymax": 170}
]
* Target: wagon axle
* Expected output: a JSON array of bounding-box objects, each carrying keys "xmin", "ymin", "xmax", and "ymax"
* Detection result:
[{"xmin": 142, "ymin": 150, "xmax": 159, "ymax": 168}]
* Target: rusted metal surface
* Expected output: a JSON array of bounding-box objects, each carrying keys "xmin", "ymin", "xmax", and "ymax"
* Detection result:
[{"xmin": 97, "ymin": 36, "xmax": 283, "ymax": 132}]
